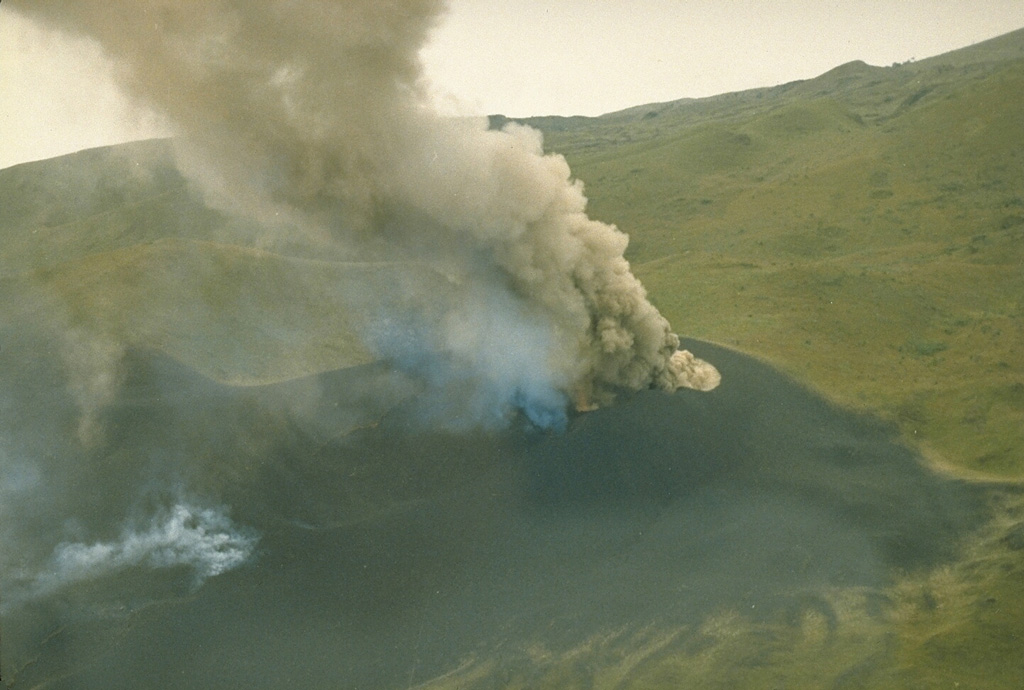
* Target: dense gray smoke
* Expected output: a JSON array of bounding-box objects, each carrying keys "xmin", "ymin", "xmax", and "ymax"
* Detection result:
[{"xmin": 13, "ymin": 0, "xmax": 717, "ymax": 425}]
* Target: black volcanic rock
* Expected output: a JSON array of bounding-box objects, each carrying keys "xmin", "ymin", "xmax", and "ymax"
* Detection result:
[{"xmin": 3, "ymin": 340, "xmax": 988, "ymax": 689}]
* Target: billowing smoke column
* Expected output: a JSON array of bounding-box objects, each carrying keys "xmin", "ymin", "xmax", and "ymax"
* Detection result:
[{"xmin": 15, "ymin": 0, "xmax": 718, "ymax": 426}]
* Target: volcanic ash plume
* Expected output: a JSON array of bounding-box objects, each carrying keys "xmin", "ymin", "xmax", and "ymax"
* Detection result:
[{"xmin": 16, "ymin": 0, "xmax": 719, "ymax": 424}]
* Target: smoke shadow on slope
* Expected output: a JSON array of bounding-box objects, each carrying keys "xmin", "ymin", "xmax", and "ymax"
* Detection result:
[{"xmin": 2, "ymin": 340, "xmax": 989, "ymax": 689}]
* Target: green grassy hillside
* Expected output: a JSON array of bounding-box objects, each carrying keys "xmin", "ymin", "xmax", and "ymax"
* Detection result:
[
  {"xmin": 519, "ymin": 28, "xmax": 1024, "ymax": 481},
  {"xmin": 3, "ymin": 31, "xmax": 1021, "ymax": 479},
  {"xmin": 0, "ymin": 142, "xmax": 470, "ymax": 384}
]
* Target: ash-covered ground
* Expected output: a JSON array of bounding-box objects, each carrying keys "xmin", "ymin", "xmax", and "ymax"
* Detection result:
[{"xmin": 1, "ymin": 337, "xmax": 988, "ymax": 688}]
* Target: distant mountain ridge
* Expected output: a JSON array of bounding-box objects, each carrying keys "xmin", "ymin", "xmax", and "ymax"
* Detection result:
[{"xmin": 492, "ymin": 26, "xmax": 1024, "ymax": 132}]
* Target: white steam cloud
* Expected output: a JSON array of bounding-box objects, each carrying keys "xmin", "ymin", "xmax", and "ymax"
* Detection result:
[
  {"xmin": 12, "ymin": 0, "xmax": 718, "ymax": 425},
  {"xmin": 10, "ymin": 502, "xmax": 257, "ymax": 609}
]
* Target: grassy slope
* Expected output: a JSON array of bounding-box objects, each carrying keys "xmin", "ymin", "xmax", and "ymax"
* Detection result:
[
  {"xmin": 528, "ymin": 29, "xmax": 1024, "ymax": 481},
  {"xmin": 0, "ymin": 141, "xmax": 451, "ymax": 383},
  {"xmin": 33, "ymin": 238, "xmax": 377, "ymax": 384},
  {"xmin": 2, "ymin": 32, "xmax": 1020, "ymax": 475}
]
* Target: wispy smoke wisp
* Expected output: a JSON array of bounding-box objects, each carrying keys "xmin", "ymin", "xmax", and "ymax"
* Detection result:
[
  {"xmin": 55, "ymin": 503, "xmax": 256, "ymax": 581},
  {"xmin": 13, "ymin": 0, "xmax": 718, "ymax": 423},
  {"xmin": 6, "ymin": 502, "xmax": 257, "ymax": 611}
]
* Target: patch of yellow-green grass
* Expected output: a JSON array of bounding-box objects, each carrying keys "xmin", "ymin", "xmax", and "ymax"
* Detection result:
[
  {"xmin": 30, "ymin": 238, "xmax": 382, "ymax": 384},
  {"xmin": 637, "ymin": 250, "xmax": 1024, "ymax": 480},
  {"xmin": 883, "ymin": 492, "xmax": 1024, "ymax": 688}
]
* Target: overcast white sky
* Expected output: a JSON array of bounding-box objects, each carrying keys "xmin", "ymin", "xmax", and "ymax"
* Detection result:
[{"xmin": 2, "ymin": 1, "xmax": 1023, "ymax": 168}]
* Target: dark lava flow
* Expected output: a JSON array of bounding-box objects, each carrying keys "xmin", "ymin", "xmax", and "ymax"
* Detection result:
[{"xmin": 2, "ymin": 339, "xmax": 989, "ymax": 688}]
